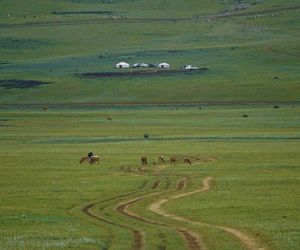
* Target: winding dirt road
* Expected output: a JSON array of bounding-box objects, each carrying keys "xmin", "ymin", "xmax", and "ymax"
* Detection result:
[
  {"xmin": 149, "ymin": 177, "xmax": 267, "ymax": 250},
  {"xmin": 115, "ymin": 178, "xmax": 206, "ymax": 250},
  {"xmin": 76, "ymin": 155, "xmax": 267, "ymax": 249}
]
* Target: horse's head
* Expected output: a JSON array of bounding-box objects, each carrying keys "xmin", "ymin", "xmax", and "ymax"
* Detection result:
[{"xmin": 80, "ymin": 157, "xmax": 87, "ymax": 164}]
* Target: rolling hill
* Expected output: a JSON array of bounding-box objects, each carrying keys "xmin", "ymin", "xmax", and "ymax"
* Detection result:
[{"xmin": 0, "ymin": 0, "xmax": 299, "ymax": 105}]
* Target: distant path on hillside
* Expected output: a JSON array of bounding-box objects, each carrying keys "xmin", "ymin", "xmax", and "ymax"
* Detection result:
[
  {"xmin": 0, "ymin": 5, "xmax": 299, "ymax": 29},
  {"xmin": 0, "ymin": 101, "xmax": 299, "ymax": 109}
]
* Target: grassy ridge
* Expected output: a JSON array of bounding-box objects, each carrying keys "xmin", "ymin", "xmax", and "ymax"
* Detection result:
[{"xmin": 0, "ymin": 0, "xmax": 299, "ymax": 104}]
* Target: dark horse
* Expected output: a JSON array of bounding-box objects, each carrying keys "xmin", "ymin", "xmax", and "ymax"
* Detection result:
[
  {"xmin": 183, "ymin": 158, "xmax": 192, "ymax": 165},
  {"xmin": 141, "ymin": 156, "xmax": 148, "ymax": 165},
  {"xmin": 80, "ymin": 156, "xmax": 100, "ymax": 164}
]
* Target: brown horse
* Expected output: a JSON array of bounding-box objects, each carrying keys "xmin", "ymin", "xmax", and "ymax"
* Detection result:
[
  {"xmin": 141, "ymin": 156, "xmax": 147, "ymax": 165},
  {"xmin": 170, "ymin": 156, "xmax": 176, "ymax": 164},
  {"xmin": 183, "ymin": 158, "xmax": 192, "ymax": 165},
  {"xmin": 80, "ymin": 156, "xmax": 100, "ymax": 164}
]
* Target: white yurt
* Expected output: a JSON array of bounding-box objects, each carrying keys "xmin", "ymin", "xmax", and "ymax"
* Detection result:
[
  {"xmin": 158, "ymin": 62, "xmax": 170, "ymax": 69},
  {"xmin": 116, "ymin": 62, "xmax": 130, "ymax": 68}
]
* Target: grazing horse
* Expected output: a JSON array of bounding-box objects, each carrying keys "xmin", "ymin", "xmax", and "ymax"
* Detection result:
[
  {"xmin": 158, "ymin": 156, "xmax": 165, "ymax": 163},
  {"xmin": 183, "ymin": 158, "xmax": 192, "ymax": 165},
  {"xmin": 141, "ymin": 156, "xmax": 148, "ymax": 165},
  {"xmin": 80, "ymin": 156, "xmax": 100, "ymax": 164},
  {"xmin": 170, "ymin": 156, "xmax": 176, "ymax": 164}
]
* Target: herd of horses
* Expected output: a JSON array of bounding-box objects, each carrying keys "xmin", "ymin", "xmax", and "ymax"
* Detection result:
[
  {"xmin": 141, "ymin": 155, "xmax": 192, "ymax": 165},
  {"xmin": 80, "ymin": 155, "xmax": 192, "ymax": 165}
]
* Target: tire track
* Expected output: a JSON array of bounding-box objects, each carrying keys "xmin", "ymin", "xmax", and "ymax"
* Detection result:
[
  {"xmin": 79, "ymin": 157, "xmax": 211, "ymax": 249},
  {"xmin": 176, "ymin": 177, "xmax": 189, "ymax": 191},
  {"xmin": 80, "ymin": 178, "xmax": 167, "ymax": 249},
  {"xmin": 174, "ymin": 155, "xmax": 216, "ymax": 165},
  {"xmin": 177, "ymin": 229, "xmax": 203, "ymax": 250},
  {"xmin": 120, "ymin": 166, "xmax": 133, "ymax": 173},
  {"xmin": 79, "ymin": 187, "xmax": 157, "ymax": 250},
  {"xmin": 149, "ymin": 177, "xmax": 267, "ymax": 250},
  {"xmin": 152, "ymin": 180, "xmax": 161, "ymax": 189},
  {"xmin": 82, "ymin": 200, "xmax": 143, "ymax": 249},
  {"xmin": 115, "ymin": 177, "xmax": 206, "ymax": 250}
]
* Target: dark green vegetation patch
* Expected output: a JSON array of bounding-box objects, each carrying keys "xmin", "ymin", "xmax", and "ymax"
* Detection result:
[
  {"xmin": 80, "ymin": 69, "xmax": 208, "ymax": 78},
  {"xmin": 0, "ymin": 37, "xmax": 47, "ymax": 50},
  {"xmin": 0, "ymin": 80, "xmax": 51, "ymax": 89}
]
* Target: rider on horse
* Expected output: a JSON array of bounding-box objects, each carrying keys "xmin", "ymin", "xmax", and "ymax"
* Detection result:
[{"xmin": 88, "ymin": 152, "xmax": 93, "ymax": 162}]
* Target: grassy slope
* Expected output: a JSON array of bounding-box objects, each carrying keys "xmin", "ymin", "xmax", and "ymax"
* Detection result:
[
  {"xmin": 0, "ymin": 0, "xmax": 299, "ymax": 104},
  {"xmin": 0, "ymin": 106, "xmax": 299, "ymax": 249}
]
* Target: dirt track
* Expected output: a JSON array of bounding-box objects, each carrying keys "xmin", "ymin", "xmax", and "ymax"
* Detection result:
[
  {"xmin": 1, "ymin": 6, "xmax": 299, "ymax": 30},
  {"xmin": 115, "ymin": 178, "xmax": 206, "ymax": 250},
  {"xmin": 149, "ymin": 177, "xmax": 267, "ymax": 250},
  {"xmin": 81, "ymin": 193, "xmax": 144, "ymax": 250},
  {"xmin": 76, "ymin": 155, "xmax": 267, "ymax": 249}
]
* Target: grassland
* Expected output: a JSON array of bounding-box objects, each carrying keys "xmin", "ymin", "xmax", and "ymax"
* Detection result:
[
  {"xmin": 0, "ymin": 0, "xmax": 299, "ymax": 249},
  {"xmin": 1, "ymin": 105, "xmax": 299, "ymax": 249}
]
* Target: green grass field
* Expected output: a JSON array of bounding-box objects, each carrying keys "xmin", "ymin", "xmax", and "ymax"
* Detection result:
[
  {"xmin": 1, "ymin": 106, "xmax": 299, "ymax": 249},
  {"xmin": 0, "ymin": 0, "xmax": 299, "ymax": 249}
]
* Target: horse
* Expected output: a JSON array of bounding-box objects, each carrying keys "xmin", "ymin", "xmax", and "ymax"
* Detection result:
[
  {"xmin": 183, "ymin": 158, "xmax": 192, "ymax": 165},
  {"xmin": 141, "ymin": 156, "xmax": 148, "ymax": 165},
  {"xmin": 158, "ymin": 156, "xmax": 165, "ymax": 163},
  {"xmin": 170, "ymin": 156, "xmax": 176, "ymax": 164},
  {"xmin": 80, "ymin": 156, "xmax": 100, "ymax": 164}
]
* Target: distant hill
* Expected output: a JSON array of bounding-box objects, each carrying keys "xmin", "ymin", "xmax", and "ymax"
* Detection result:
[{"xmin": 0, "ymin": 0, "xmax": 299, "ymax": 105}]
